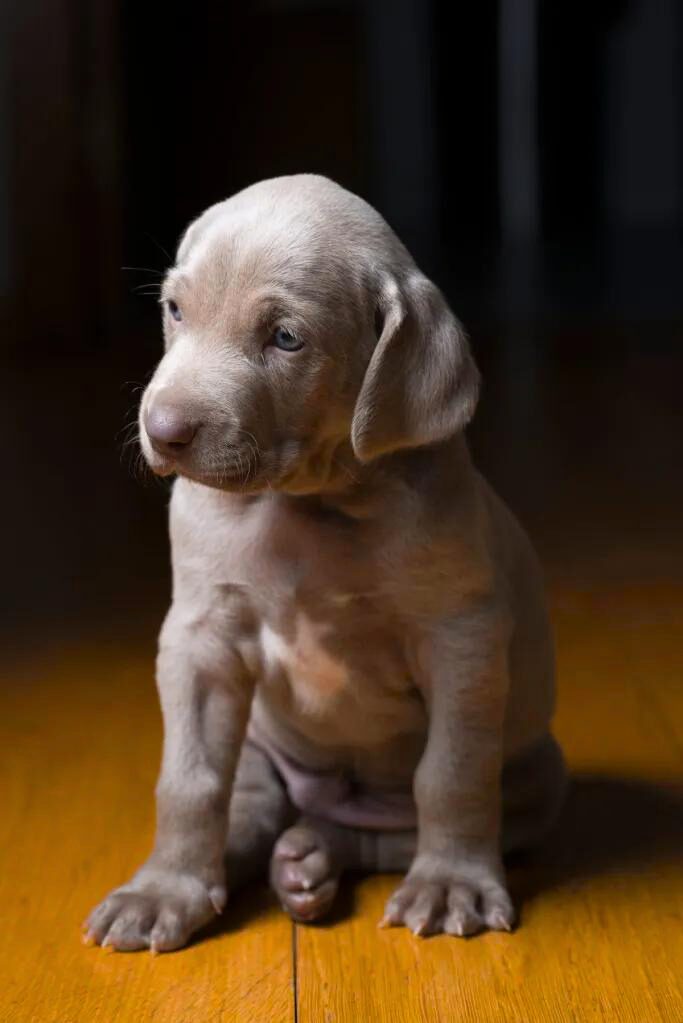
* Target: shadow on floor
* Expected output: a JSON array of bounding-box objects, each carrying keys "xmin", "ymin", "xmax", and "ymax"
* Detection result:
[
  {"xmin": 188, "ymin": 883, "xmax": 284, "ymax": 950},
  {"xmin": 198, "ymin": 871, "xmax": 359, "ymax": 944},
  {"xmin": 510, "ymin": 773, "xmax": 683, "ymax": 908},
  {"xmin": 196, "ymin": 772, "xmax": 683, "ymax": 942}
]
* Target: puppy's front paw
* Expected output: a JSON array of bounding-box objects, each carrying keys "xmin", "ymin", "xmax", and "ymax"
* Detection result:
[
  {"xmin": 381, "ymin": 863, "xmax": 514, "ymax": 938},
  {"xmin": 83, "ymin": 868, "xmax": 226, "ymax": 953}
]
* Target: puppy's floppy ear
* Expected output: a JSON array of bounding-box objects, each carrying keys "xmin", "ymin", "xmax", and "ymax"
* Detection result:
[{"xmin": 351, "ymin": 273, "xmax": 480, "ymax": 463}]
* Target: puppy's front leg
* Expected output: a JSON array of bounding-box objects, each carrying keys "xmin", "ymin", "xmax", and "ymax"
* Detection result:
[
  {"xmin": 384, "ymin": 604, "xmax": 514, "ymax": 937},
  {"xmin": 85, "ymin": 608, "xmax": 253, "ymax": 953}
]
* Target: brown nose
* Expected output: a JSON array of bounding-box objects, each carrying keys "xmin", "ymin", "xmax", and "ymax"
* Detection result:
[{"xmin": 145, "ymin": 403, "xmax": 198, "ymax": 456}]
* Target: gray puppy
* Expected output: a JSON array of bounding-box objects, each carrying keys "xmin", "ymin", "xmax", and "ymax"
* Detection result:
[{"xmin": 85, "ymin": 175, "xmax": 565, "ymax": 953}]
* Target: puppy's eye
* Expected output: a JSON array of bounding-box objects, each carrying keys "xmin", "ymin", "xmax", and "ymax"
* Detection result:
[
  {"xmin": 272, "ymin": 326, "xmax": 303, "ymax": 352},
  {"xmin": 167, "ymin": 300, "xmax": 182, "ymax": 322}
]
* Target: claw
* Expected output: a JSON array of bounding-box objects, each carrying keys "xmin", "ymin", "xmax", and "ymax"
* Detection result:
[
  {"xmin": 209, "ymin": 886, "xmax": 227, "ymax": 915},
  {"xmin": 488, "ymin": 910, "xmax": 513, "ymax": 932},
  {"xmin": 378, "ymin": 914, "xmax": 398, "ymax": 929}
]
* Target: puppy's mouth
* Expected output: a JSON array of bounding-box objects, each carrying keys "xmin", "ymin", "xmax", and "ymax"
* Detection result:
[
  {"xmin": 142, "ymin": 446, "xmax": 271, "ymax": 493},
  {"xmin": 139, "ymin": 429, "xmax": 318, "ymax": 495}
]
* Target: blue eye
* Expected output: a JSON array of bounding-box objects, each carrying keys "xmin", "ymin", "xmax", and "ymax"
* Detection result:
[
  {"xmin": 272, "ymin": 326, "xmax": 303, "ymax": 351},
  {"xmin": 167, "ymin": 300, "xmax": 182, "ymax": 322}
]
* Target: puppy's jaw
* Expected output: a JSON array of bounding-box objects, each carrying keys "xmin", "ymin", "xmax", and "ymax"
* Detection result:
[
  {"xmin": 139, "ymin": 427, "xmax": 360, "ymax": 499},
  {"xmin": 173, "ymin": 454, "xmax": 275, "ymax": 493},
  {"xmin": 138, "ymin": 422, "xmax": 279, "ymax": 494},
  {"xmin": 140, "ymin": 443, "xmax": 268, "ymax": 492}
]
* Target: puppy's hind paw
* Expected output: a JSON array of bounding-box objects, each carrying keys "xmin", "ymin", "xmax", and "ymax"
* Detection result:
[{"xmin": 270, "ymin": 823, "xmax": 340, "ymax": 923}]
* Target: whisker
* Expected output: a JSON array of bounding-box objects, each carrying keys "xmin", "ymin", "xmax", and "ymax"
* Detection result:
[
  {"xmin": 119, "ymin": 383, "xmax": 145, "ymax": 398},
  {"xmin": 237, "ymin": 428, "xmax": 261, "ymax": 450},
  {"xmin": 243, "ymin": 443, "xmax": 256, "ymax": 482},
  {"xmin": 132, "ymin": 285, "xmax": 163, "ymax": 295},
  {"xmin": 117, "ymin": 422, "xmax": 139, "ymax": 444},
  {"xmin": 143, "ymin": 232, "xmax": 173, "ymax": 264}
]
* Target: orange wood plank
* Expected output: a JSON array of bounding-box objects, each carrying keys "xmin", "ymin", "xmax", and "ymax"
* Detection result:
[
  {"xmin": 0, "ymin": 644, "xmax": 295, "ymax": 1023},
  {"xmin": 1, "ymin": 589, "xmax": 681, "ymax": 1022}
]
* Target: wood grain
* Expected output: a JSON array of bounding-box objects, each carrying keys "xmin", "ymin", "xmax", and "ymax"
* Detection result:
[
  {"xmin": 0, "ymin": 643, "xmax": 294, "ymax": 1023},
  {"xmin": 1, "ymin": 582, "xmax": 681, "ymax": 1023},
  {"xmin": 0, "ymin": 590, "xmax": 681, "ymax": 1022}
]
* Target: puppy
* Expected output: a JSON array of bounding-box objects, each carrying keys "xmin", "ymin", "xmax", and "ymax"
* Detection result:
[{"xmin": 85, "ymin": 175, "xmax": 565, "ymax": 952}]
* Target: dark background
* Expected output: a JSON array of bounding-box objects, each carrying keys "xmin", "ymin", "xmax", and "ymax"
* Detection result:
[{"xmin": 0, "ymin": 0, "xmax": 681, "ymax": 646}]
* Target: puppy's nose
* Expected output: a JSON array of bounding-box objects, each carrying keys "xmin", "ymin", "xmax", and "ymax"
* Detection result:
[{"xmin": 145, "ymin": 403, "xmax": 198, "ymax": 456}]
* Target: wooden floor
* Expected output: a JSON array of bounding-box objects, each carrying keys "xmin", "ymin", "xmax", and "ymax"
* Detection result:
[
  {"xmin": 1, "ymin": 344, "xmax": 682, "ymax": 1022},
  {"xmin": 2, "ymin": 582, "xmax": 682, "ymax": 1023}
]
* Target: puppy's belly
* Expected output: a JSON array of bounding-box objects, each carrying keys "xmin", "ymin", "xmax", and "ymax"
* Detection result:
[{"xmin": 246, "ymin": 728, "xmax": 418, "ymax": 830}]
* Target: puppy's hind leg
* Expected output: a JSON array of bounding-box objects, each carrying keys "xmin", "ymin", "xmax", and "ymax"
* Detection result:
[
  {"xmin": 270, "ymin": 819, "xmax": 417, "ymax": 923},
  {"xmin": 502, "ymin": 733, "xmax": 567, "ymax": 854},
  {"xmin": 226, "ymin": 741, "xmax": 295, "ymax": 889},
  {"xmin": 268, "ymin": 733, "xmax": 566, "ymax": 925}
]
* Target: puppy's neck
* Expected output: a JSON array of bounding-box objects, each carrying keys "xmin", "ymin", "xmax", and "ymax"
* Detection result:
[
  {"xmin": 277, "ymin": 436, "xmax": 378, "ymax": 511},
  {"xmin": 277, "ymin": 434, "xmax": 473, "ymax": 521}
]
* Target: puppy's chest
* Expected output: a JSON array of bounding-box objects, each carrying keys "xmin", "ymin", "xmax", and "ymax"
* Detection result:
[
  {"xmin": 243, "ymin": 505, "xmax": 415, "ymax": 722},
  {"xmin": 259, "ymin": 611, "xmax": 358, "ymax": 717},
  {"xmin": 257, "ymin": 607, "xmax": 417, "ymax": 734}
]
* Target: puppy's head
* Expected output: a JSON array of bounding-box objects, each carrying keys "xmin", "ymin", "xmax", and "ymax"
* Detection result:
[{"xmin": 139, "ymin": 175, "xmax": 479, "ymax": 494}]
